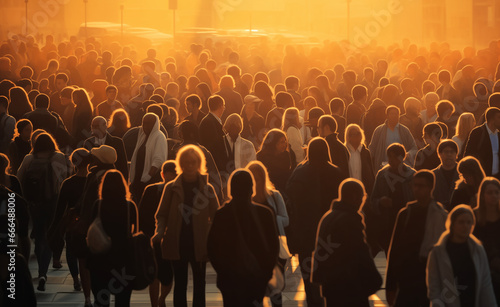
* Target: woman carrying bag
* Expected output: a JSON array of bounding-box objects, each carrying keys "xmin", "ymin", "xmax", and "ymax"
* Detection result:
[
  {"xmin": 247, "ymin": 160, "xmax": 291, "ymax": 307},
  {"xmin": 86, "ymin": 170, "xmax": 138, "ymax": 307}
]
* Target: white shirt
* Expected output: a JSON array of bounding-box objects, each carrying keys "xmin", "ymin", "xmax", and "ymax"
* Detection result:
[
  {"xmin": 486, "ymin": 124, "xmax": 499, "ymax": 175},
  {"xmin": 95, "ymin": 134, "xmax": 107, "ymax": 146},
  {"xmin": 347, "ymin": 143, "xmax": 363, "ymax": 181},
  {"xmin": 224, "ymin": 134, "xmax": 256, "ymax": 169},
  {"xmin": 286, "ymin": 126, "xmax": 305, "ymax": 163}
]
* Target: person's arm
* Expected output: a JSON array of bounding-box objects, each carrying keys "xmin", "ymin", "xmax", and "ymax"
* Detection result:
[
  {"xmin": 386, "ymin": 209, "xmax": 407, "ymax": 306},
  {"xmin": 287, "ymin": 126, "xmax": 305, "ymax": 162},
  {"xmin": 273, "ymin": 191, "xmax": 289, "ymax": 232},
  {"xmin": 16, "ymin": 154, "xmax": 32, "ymax": 184},
  {"xmin": 477, "ymin": 245, "xmax": 499, "ymax": 306},
  {"xmin": 152, "ymin": 184, "xmax": 171, "ymax": 243},
  {"xmin": 426, "ymin": 248, "xmax": 444, "ymax": 307}
]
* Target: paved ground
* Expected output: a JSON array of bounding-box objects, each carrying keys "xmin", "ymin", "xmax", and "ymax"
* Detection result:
[{"xmin": 30, "ymin": 250, "xmax": 389, "ymax": 306}]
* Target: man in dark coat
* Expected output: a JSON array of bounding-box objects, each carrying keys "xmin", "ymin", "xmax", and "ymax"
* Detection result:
[
  {"xmin": 83, "ymin": 116, "xmax": 129, "ymax": 181},
  {"xmin": 199, "ymin": 95, "xmax": 228, "ymax": 173},
  {"xmin": 23, "ymin": 93, "xmax": 58, "ymax": 136},
  {"xmin": 464, "ymin": 107, "xmax": 500, "ymax": 178},
  {"xmin": 311, "ymin": 179, "xmax": 382, "ymax": 307},
  {"xmin": 208, "ymin": 170, "xmax": 279, "ymax": 307},
  {"xmin": 432, "ymin": 139, "xmax": 459, "ymax": 211},
  {"xmin": 318, "ymin": 115, "xmax": 350, "ymax": 178},
  {"xmin": 285, "ymin": 137, "xmax": 346, "ymax": 307},
  {"xmin": 216, "ymin": 75, "xmax": 244, "ymax": 123}
]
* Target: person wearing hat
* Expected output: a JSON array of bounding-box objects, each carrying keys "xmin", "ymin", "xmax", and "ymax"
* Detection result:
[
  {"xmin": 83, "ymin": 116, "xmax": 129, "ymax": 181},
  {"xmin": 241, "ymin": 94, "xmax": 265, "ymax": 150}
]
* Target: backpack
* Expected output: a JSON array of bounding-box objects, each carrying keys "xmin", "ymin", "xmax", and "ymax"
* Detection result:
[{"xmin": 22, "ymin": 153, "xmax": 57, "ymax": 204}]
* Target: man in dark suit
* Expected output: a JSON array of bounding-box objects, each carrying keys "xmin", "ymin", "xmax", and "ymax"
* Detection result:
[
  {"xmin": 464, "ymin": 107, "xmax": 500, "ymax": 178},
  {"xmin": 318, "ymin": 115, "xmax": 350, "ymax": 179},
  {"xmin": 23, "ymin": 93, "xmax": 59, "ymax": 136},
  {"xmin": 83, "ymin": 116, "xmax": 129, "ymax": 180},
  {"xmin": 199, "ymin": 95, "xmax": 227, "ymax": 173}
]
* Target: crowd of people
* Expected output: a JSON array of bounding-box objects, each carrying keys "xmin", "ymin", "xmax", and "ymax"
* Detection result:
[{"xmin": 1, "ymin": 32, "xmax": 500, "ymax": 307}]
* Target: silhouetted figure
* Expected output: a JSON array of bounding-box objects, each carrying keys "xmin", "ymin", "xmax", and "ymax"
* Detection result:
[
  {"xmin": 152, "ymin": 145, "xmax": 220, "ymax": 307},
  {"xmin": 449, "ymin": 156, "xmax": 486, "ymax": 210},
  {"xmin": 428, "ymin": 205, "xmax": 498, "ymax": 307},
  {"xmin": 473, "ymin": 178, "xmax": 500, "ymax": 303},
  {"xmin": 386, "ymin": 170, "xmax": 447, "ymax": 307},
  {"xmin": 414, "ymin": 123, "xmax": 442, "ymax": 170},
  {"xmin": 312, "ymin": 179, "xmax": 382, "ymax": 307},
  {"xmin": 317, "ymin": 115, "xmax": 350, "ymax": 178},
  {"xmin": 94, "ymin": 85, "xmax": 124, "ymax": 120},
  {"xmin": 464, "ymin": 107, "xmax": 500, "ymax": 178},
  {"xmin": 432, "ymin": 140, "xmax": 459, "ymax": 211},
  {"xmin": 208, "ymin": 169, "xmax": 279, "ymax": 307},
  {"xmin": 286, "ymin": 137, "xmax": 345, "ymax": 307},
  {"xmin": 0, "ymin": 95, "xmax": 16, "ymax": 154},
  {"xmin": 199, "ymin": 95, "xmax": 227, "ymax": 172}
]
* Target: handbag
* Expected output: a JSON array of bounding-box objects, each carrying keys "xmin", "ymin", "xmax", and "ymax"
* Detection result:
[
  {"xmin": 126, "ymin": 201, "xmax": 157, "ymax": 290},
  {"xmin": 265, "ymin": 262, "xmax": 285, "ymax": 297},
  {"xmin": 86, "ymin": 201, "xmax": 112, "ymax": 254}
]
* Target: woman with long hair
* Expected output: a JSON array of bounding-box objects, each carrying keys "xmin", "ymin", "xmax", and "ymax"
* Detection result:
[
  {"xmin": 72, "ymin": 88, "xmax": 94, "ymax": 146},
  {"xmin": 450, "ymin": 156, "xmax": 486, "ymax": 210},
  {"xmin": 473, "ymin": 177, "xmax": 500, "ymax": 302},
  {"xmin": 247, "ymin": 160, "xmax": 289, "ymax": 307},
  {"xmin": 282, "ymin": 107, "xmax": 305, "ymax": 164},
  {"xmin": 152, "ymin": 144, "xmax": 220, "ymax": 307},
  {"xmin": 253, "ymin": 81, "xmax": 274, "ymax": 118},
  {"xmin": 87, "ymin": 169, "xmax": 138, "ymax": 307},
  {"xmin": 452, "ymin": 112, "xmax": 476, "ymax": 157},
  {"xmin": 196, "ymin": 82, "xmax": 212, "ymax": 115},
  {"xmin": 8, "ymin": 86, "xmax": 33, "ymax": 121},
  {"xmin": 257, "ymin": 129, "xmax": 293, "ymax": 195},
  {"xmin": 17, "ymin": 132, "xmax": 70, "ymax": 291},
  {"xmin": 7, "ymin": 119, "xmax": 32, "ymax": 175},
  {"xmin": 108, "ymin": 108, "xmax": 131, "ymax": 139},
  {"xmin": 427, "ymin": 205, "xmax": 497, "ymax": 306}
]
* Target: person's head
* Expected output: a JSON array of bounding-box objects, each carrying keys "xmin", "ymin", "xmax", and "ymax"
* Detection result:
[
  {"xmin": 454, "ymin": 112, "xmax": 476, "ymax": 140},
  {"xmin": 147, "ymin": 48, "xmax": 157, "ymax": 58},
  {"xmin": 19, "ymin": 66, "xmax": 34, "ymax": 79},
  {"xmin": 99, "ymin": 169, "xmax": 130, "ymax": 201},
  {"xmin": 260, "ymin": 129, "xmax": 288, "ymax": 155},
  {"xmin": 91, "ymin": 116, "xmax": 108, "ymax": 139},
  {"xmin": 223, "ymin": 113, "xmax": 243, "ymax": 140},
  {"xmin": 142, "ymin": 113, "xmax": 158, "ymax": 136},
  {"xmin": 458, "ymin": 156, "xmax": 485, "ymax": 189},
  {"xmin": 422, "ymin": 80, "xmax": 436, "ymax": 95},
  {"xmin": 307, "ymin": 137, "xmax": 331, "ymax": 164},
  {"xmin": 161, "ymin": 160, "xmax": 177, "ymax": 183},
  {"xmin": 276, "ymin": 92, "xmax": 294, "ymax": 109},
  {"xmin": 352, "ymin": 85, "xmax": 368, "ymax": 103},
  {"xmin": 178, "ymin": 120, "xmax": 199, "ymax": 142},
  {"xmin": 34, "ymin": 93, "xmax": 50, "ymax": 109},
  {"xmin": 412, "ymin": 170, "xmax": 435, "ymax": 202},
  {"xmin": 436, "ymin": 100, "xmax": 455, "ymax": 120},
  {"xmin": 31, "ymin": 132, "xmax": 59, "ymax": 155},
  {"xmin": 424, "ymin": 92, "xmax": 439, "ymax": 113},
  {"xmin": 208, "ymin": 95, "xmax": 225, "ymax": 117},
  {"xmin": 344, "ymin": 124, "xmax": 365, "ymax": 149},
  {"xmin": 166, "ymin": 82, "xmax": 180, "ymax": 97},
  {"xmin": 228, "ymin": 169, "xmax": 255, "ymax": 200},
  {"xmin": 386, "ymin": 106, "xmax": 400, "ymax": 126},
  {"xmin": 282, "ymin": 107, "xmax": 300, "ymax": 132},
  {"xmin": 317, "ymin": 115, "xmax": 337, "ymax": 138},
  {"xmin": 108, "ymin": 109, "xmax": 130, "ymax": 132},
  {"xmin": 338, "ymin": 178, "xmax": 366, "ymax": 211},
  {"xmin": 219, "ymin": 75, "xmax": 235, "ymax": 90},
  {"xmin": 176, "ymin": 144, "xmax": 207, "ymax": 178},
  {"xmin": 363, "ymin": 67, "xmax": 374, "ymax": 81},
  {"xmin": 438, "ymin": 69, "xmax": 451, "ymax": 84},
  {"xmin": 477, "ymin": 177, "xmax": 500, "ymax": 226},
  {"xmin": 105, "ymin": 85, "xmax": 118, "ymax": 101},
  {"xmin": 0, "ymin": 95, "xmax": 8, "ymax": 112},
  {"xmin": 226, "ymin": 65, "xmax": 242, "ymax": 79},
  {"xmin": 485, "ymin": 107, "xmax": 500, "ymax": 129},
  {"xmin": 437, "ymin": 139, "xmax": 458, "ymax": 168},
  {"xmin": 246, "ymin": 160, "xmax": 274, "ymax": 197},
  {"xmin": 445, "ymin": 205, "xmax": 475, "ymax": 242},
  {"xmin": 70, "ymin": 148, "xmax": 91, "ymax": 172},
  {"xmin": 387, "ymin": 143, "xmax": 406, "ymax": 170},
  {"xmin": 329, "ymin": 98, "xmax": 345, "ymax": 116},
  {"xmin": 185, "ymin": 94, "xmax": 201, "ymax": 114},
  {"xmin": 15, "ymin": 119, "xmax": 33, "ymax": 142},
  {"xmin": 403, "ymin": 97, "xmax": 421, "ymax": 116},
  {"xmin": 55, "ymin": 73, "xmax": 69, "ymax": 92},
  {"xmin": 423, "ymin": 122, "xmax": 442, "ymax": 146},
  {"xmin": 304, "ymin": 96, "xmax": 317, "ymax": 110},
  {"xmin": 285, "ymin": 76, "xmax": 300, "ymax": 91},
  {"xmin": 488, "ymin": 93, "xmax": 500, "ymax": 109}
]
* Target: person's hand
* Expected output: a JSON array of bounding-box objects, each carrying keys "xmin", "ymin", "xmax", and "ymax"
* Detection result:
[
  {"xmin": 386, "ymin": 290, "xmax": 396, "ymax": 306},
  {"xmin": 380, "ymin": 196, "xmax": 393, "ymax": 209},
  {"xmin": 151, "ymin": 232, "xmax": 162, "ymax": 245}
]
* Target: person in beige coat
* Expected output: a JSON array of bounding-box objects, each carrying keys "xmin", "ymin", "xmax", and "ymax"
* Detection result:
[
  {"xmin": 427, "ymin": 205, "xmax": 498, "ymax": 307},
  {"xmin": 152, "ymin": 144, "xmax": 219, "ymax": 307}
]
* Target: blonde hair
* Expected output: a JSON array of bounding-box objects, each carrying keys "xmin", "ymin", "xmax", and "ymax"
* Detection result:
[
  {"xmin": 454, "ymin": 112, "xmax": 476, "ymax": 141},
  {"xmin": 175, "ymin": 144, "xmax": 207, "ymax": 175},
  {"xmin": 247, "ymin": 160, "xmax": 275, "ymax": 197},
  {"xmin": 344, "ymin": 124, "xmax": 366, "ymax": 147},
  {"xmin": 223, "ymin": 113, "xmax": 243, "ymax": 133}
]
